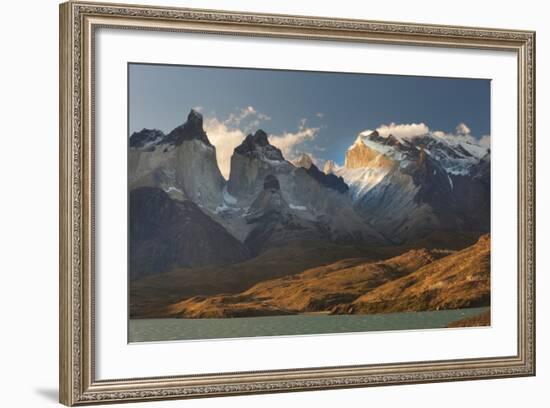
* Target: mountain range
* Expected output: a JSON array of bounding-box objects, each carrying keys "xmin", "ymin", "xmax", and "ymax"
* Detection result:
[
  {"xmin": 129, "ymin": 109, "xmax": 393, "ymax": 277},
  {"xmin": 129, "ymin": 108, "xmax": 490, "ymax": 322},
  {"xmin": 328, "ymin": 129, "xmax": 490, "ymax": 243}
]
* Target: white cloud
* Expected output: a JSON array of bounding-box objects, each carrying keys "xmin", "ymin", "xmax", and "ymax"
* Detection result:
[
  {"xmin": 315, "ymin": 112, "xmax": 325, "ymax": 118},
  {"xmin": 374, "ymin": 122, "xmax": 430, "ymax": 140},
  {"xmin": 203, "ymin": 117, "xmax": 247, "ymax": 179},
  {"xmin": 433, "ymin": 127, "xmax": 474, "ymax": 144},
  {"xmin": 431, "ymin": 123, "xmax": 490, "ymax": 150},
  {"xmin": 192, "ymin": 106, "xmax": 204, "ymax": 112},
  {"xmin": 269, "ymin": 126, "xmax": 320, "ymax": 161},
  {"xmin": 361, "ymin": 121, "xmax": 490, "ymax": 149},
  {"xmin": 204, "ymin": 108, "xmax": 319, "ymax": 178},
  {"xmin": 478, "ymin": 135, "xmax": 491, "ymax": 148},
  {"xmin": 456, "ymin": 122, "xmax": 471, "ymax": 136},
  {"xmin": 309, "ymin": 153, "xmax": 322, "ymax": 167},
  {"xmin": 225, "ymin": 106, "xmax": 271, "ymax": 128}
]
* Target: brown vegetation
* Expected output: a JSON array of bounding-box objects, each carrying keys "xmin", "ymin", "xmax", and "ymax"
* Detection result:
[
  {"xmin": 130, "ymin": 232, "xmax": 489, "ymax": 320},
  {"xmin": 131, "ymin": 240, "xmax": 378, "ymax": 317},
  {"xmin": 166, "ymin": 248, "xmax": 449, "ymax": 318},
  {"xmin": 343, "ymin": 234, "xmax": 490, "ymax": 314}
]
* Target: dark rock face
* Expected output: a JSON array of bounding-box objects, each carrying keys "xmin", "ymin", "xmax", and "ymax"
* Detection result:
[
  {"xmin": 227, "ymin": 129, "xmax": 290, "ymax": 198},
  {"xmin": 449, "ymin": 152, "xmax": 491, "ymax": 232},
  {"xmin": 244, "ymin": 175, "xmax": 326, "ymax": 255},
  {"xmin": 409, "ymin": 153, "xmax": 453, "ymax": 207},
  {"xmin": 385, "ymin": 134, "xmax": 401, "ymax": 146},
  {"xmin": 245, "ymin": 175, "xmax": 289, "ymax": 224},
  {"xmin": 404, "ymin": 146, "xmax": 490, "ymax": 234},
  {"xmin": 129, "ymin": 187, "xmax": 249, "ymax": 279},
  {"xmin": 162, "ymin": 109, "xmax": 212, "ymax": 147},
  {"xmin": 305, "ymin": 163, "xmax": 349, "ymax": 194},
  {"xmin": 400, "ymin": 149, "xmax": 489, "ymax": 236},
  {"xmin": 129, "ymin": 129, "xmax": 165, "ymax": 149},
  {"xmin": 263, "ymin": 174, "xmax": 280, "ymax": 191},
  {"xmin": 234, "ymin": 130, "xmax": 284, "ymax": 161}
]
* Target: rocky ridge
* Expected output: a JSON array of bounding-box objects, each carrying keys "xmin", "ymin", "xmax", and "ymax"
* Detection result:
[{"xmin": 328, "ymin": 129, "xmax": 490, "ymax": 242}]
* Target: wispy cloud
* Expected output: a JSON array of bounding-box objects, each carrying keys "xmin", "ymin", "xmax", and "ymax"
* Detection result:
[
  {"xmin": 269, "ymin": 126, "xmax": 320, "ymax": 161},
  {"xmin": 432, "ymin": 123, "xmax": 490, "ymax": 147},
  {"xmin": 364, "ymin": 122, "xmax": 430, "ymax": 139},
  {"xmin": 315, "ymin": 112, "xmax": 325, "ymax": 119},
  {"xmin": 361, "ymin": 121, "xmax": 489, "ymax": 148},
  {"xmin": 455, "ymin": 122, "xmax": 471, "ymax": 136},
  {"xmin": 269, "ymin": 118, "xmax": 320, "ymax": 161},
  {"xmin": 225, "ymin": 106, "xmax": 271, "ymax": 131},
  {"xmin": 478, "ymin": 135, "xmax": 491, "ymax": 148},
  {"xmin": 204, "ymin": 109, "xmax": 320, "ymax": 178}
]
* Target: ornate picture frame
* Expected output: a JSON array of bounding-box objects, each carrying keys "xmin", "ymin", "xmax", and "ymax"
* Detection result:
[{"xmin": 59, "ymin": 1, "xmax": 535, "ymax": 405}]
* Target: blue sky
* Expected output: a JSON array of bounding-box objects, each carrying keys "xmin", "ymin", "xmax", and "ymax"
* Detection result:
[{"xmin": 129, "ymin": 63, "xmax": 490, "ymax": 178}]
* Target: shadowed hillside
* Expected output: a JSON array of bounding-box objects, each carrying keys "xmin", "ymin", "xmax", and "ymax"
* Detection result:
[
  {"xmin": 148, "ymin": 235, "xmax": 490, "ymax": 319},
  {"xmin": 131, "ymin": 240, "xmax": 375, "ymax": 318},
  {"xmin": 130, "ymin": 232, "xmax": 487, "ymax": 318},
  {"xmin": 165, "ymin": 248, "xmax": 450, "ymax": 318}
]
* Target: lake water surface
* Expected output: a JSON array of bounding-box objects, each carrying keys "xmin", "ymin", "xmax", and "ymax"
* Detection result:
[{"xmin": 129, "ymin": 307, "xmax": 489, "ymax": 342}]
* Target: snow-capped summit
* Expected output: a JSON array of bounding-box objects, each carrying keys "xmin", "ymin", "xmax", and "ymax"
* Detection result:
[
  {"xmin": 351, "ymin": 129, "xmax": 489, "ymax": 175},
  {"xmin": 332, "ymin": 128, "xmax": 491, "ymax": 243}
]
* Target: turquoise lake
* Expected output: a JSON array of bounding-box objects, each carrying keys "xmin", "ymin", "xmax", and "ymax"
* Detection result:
[{"xmin": 129, "ymin": 307, "xmax": 489, "ymax": 342}]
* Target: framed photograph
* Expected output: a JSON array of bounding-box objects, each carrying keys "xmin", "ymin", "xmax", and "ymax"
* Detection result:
[{"xmin": 59, "ymin": 1, "xmax": 536, "ymax": 405}]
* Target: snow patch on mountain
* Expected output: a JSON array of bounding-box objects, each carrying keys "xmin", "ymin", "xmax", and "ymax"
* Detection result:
[
  {"xmin": 354, "ymin": 129, "xmax": 489, "ymax": 176},
  {"xmin": 361, "ymin": 137, "xmax": 405, "ymax": 161},
  {"xmin": 334, "ymin": 166, "xmax": 390, "ymax": 199}
]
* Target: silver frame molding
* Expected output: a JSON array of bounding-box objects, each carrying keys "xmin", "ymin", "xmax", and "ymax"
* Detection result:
[{"xmin": 59, "ymin": 1, "xmax": 536, "ymax": 405}]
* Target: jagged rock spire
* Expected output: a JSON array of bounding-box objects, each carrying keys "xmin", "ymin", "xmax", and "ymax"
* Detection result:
[
  {"xmin": 234, "ymin": 129, "xmax": 284, "ymax": 161},
  {"xmin": 163, "ymin": 109, "xmax": 212, "ymax": 147}
]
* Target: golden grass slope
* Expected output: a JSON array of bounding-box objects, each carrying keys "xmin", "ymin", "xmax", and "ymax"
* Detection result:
[
  {"xmin": 167, "ymin": 235, "xmax": 489, "ymax": 318},
  {"xmin": 131, "ymin": 240, "xmax": 380, "ymax": 317},
  {"xmin": 166, "ymin": 248, "xmax": 451, "ymax": 318},
  {"xmin": 343, "ymin": 234, "xmax": 490, "ymax": 314},
  {"xmin": 130, "ymin": 232, "xmax": 488, "ymax": 319}
]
